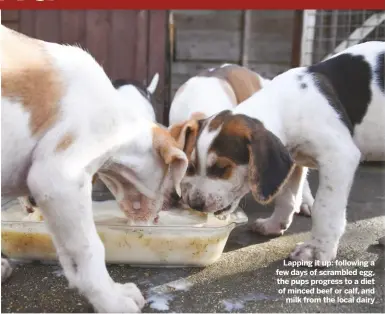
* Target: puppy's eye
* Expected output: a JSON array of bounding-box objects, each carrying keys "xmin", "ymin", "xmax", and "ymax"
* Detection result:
[
  {"xmin": 208, "ymin": 164, "xmax": 231, "ymax": 178},
  {"xmin": 186, "ymin": 163, "xmax": 196, "ymax": 176}
]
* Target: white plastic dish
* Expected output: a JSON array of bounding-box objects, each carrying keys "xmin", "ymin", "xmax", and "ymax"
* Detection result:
[{"xmin": 1, "ymin": 200, "xmax": 248, "ymax": 267}]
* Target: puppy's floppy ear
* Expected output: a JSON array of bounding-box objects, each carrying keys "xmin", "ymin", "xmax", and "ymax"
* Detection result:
[
  {"xmin": 168, "ymin": 114, "xmax": 205, "ymax": 158},
  {"xmin": 245, "ymin": 119, "xmax": 295, "ymax": 204},
  {"xmin": 153, "ymin": 126, "xmax": 188, "ymax": 196}
]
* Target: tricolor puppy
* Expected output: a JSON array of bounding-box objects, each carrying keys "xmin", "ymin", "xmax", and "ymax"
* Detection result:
[
  {"xmin": 17, "ymin": 74, "xmax": 160, "ymax": 223},
  {"xmin": 177, "ymin": 41, "xmax": 385, "ymax": 262},
  {"xmin": 1, "ymin": 26, "xmax": 187, "ymax": 312},
  {"xmin": 168, "ymin": 64, "xmax": 313, "ymax": 216},
  {"xmin": 169, "ymin": 63, "xmax": 271, "ymax": 125}
]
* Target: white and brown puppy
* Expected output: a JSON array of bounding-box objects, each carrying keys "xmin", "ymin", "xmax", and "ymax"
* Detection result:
[
  {"xmin": 1, "ymin": 26, "xmax": 187, "ymax": 312},
  {"xmin": 176, "ymin": 41, "xmax": 385, "ymax": 262},
  {"xmin": 168, "ymin": 64, "xmax": 313, "ymax": 216},
  {"xmin": 17, "ymin": 75, "xmax": 160, "ymax": 222}
]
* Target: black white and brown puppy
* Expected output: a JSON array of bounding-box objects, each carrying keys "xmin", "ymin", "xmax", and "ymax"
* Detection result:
[
  {"xmin": 173, "ymin": 42, "xmax": 385, "ymax": 262},
  {"xmin": 167, "ymin": 63, "xmax": 314, "ymax": 216}
]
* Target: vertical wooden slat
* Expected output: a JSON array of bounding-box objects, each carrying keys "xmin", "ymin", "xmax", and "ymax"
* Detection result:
[
  {"xmin": 240, "ymin": 10, "xmax": 252, "ymax": 67},
  {"xmin": 291, "ymin": 10, "xmax": 304, "ymax": 67},
  {"xmin": 148, "ymin": 10, "xmax": 168, "ymax": 124},
  {"xmin": 35, "ymin": 10, "xmax": 61, "ymax": 43},
  {"xmin": 135, "ymin": 10, "xmax": 149, "ymax": 84},
  {"xmin": 61, "ymin": 10, "xmax": 86, "ymax": 47},
  {"xmin": 85, "ymin": 10, "xmax": 111, "ymax": 75},
  {"xmin": 19, "ymin": 10, "xmax": 36, "ymax": 37},
  {"xmin": 109, "ymin": 10, "xmax": 137, "ymax": 80}
]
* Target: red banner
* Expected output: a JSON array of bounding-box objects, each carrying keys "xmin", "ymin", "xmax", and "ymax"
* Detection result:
[{"xmin": 0, "ymin": 1, "xmax": 384, "ymax": 9}]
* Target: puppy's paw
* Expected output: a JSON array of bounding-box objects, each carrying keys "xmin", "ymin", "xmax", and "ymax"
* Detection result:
[
  {"xmin": 298, "ymin": 203, "xmax": 312, "ymax": 217},
  {"xmin": 93, "ymin": 282, "xmax": 146, "ymax": 313},
  {"xmin": 297, "ymin": 189, "xmax": 314, "ymax": 217},
  {"xmin": 251, "ymin": 217, "xmax": 288, "ymax": 236},
  {"xmin": 1, "ymin": 258, "xmax": 13, "ymax": 283},
  {"xmin": 289, "ymin": 241, "xmax": 337, "ymax": 262}
]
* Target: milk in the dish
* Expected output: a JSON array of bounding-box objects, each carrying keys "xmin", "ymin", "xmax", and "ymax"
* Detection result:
[{"xmin": 2, "ymin": 200, "xmax": 246, "ymax": 266}]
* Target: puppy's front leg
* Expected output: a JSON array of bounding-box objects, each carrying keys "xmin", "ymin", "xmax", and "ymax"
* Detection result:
[
  {"xmin": 27, "ymin": 162, "xmax": 145, "ymax": 313},
  {"xmin": 252, "ymin": 165, "xmax": 307, "ymax": 235},
  {"xmin": 290, "ymin": 143, "xmax": 361, "ymax": 262}
]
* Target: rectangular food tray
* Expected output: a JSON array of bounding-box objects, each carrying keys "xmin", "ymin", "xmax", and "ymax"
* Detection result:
[{"xmin": 1, "ymin": 200, "xmax": 248, "ymax": 267}]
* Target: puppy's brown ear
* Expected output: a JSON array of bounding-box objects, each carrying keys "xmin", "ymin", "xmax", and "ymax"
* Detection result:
[
  {"xmin": 168, "ymin": 115, "xmax": 204, "ymax": 158},
  {"xmin": 246, "ymin": 121, "xmax": 295, "ymax": 204},
  {"xmin": 153, "ymin": 126, "xmax": 188, "ymax": 196}
]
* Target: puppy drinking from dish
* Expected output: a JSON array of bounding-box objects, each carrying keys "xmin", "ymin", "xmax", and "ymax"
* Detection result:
[
  {"xmin": 17, "ymin": 74, "xmax": 160, "ymax": 220},
  {"xmin": 173, "ymin": 41, "xmax": 385, "ymax": 262},
  {"xmin": 167, "ymin": 63, "xmax": 314, "ymax": 216},
  {"xmin": 1, "ymin": 26, "xmax": 187, "ymax": 312}
]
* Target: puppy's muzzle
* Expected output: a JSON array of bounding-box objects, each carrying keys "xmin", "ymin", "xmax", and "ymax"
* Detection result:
[{"xmin": 188, "ymin": 198, "xmax": 205, "ymax": 212}]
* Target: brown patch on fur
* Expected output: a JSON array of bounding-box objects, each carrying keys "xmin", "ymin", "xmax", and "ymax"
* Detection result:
[
  {"xmin": 152, "ymin": 125, "xmax": 186, "ymax": 166},
  {"xmin": 190, "ymin": 112, "xmax": 207, "ymax": 120},
  {"xmin": 169, "ymin": 118, "xmax": 203, "ymax": 160},
  {"xmin": 198, "ymin": 64, "xmax": 262, "ymax": 104},
  {"xmin": 1, "ymin": 26, "xmax": 62, "ymax": 136},
  {"xmin": 55, "ymin": 133, "xmax": 75, "ymax": 152},
  {"xmin": 91, "ymin": 174, "xmax": 98, "ymax": 185},
  {"xmin": 208, "ymin": 111, "xmax": 251, "ymax": 165},
  {"xmin": 206, "ymin": 156, "xmax": 236, "ymax": 180}
]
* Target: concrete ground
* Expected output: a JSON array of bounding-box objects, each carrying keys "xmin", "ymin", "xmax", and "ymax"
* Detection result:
[{"xmin": 2, "ymin": 163, "xmax": 385, "ymax": 313}]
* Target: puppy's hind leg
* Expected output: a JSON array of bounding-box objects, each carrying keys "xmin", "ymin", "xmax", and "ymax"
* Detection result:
[{"xmin": 27, "ymin": 161, "xmax": 145, "ymax": 313}]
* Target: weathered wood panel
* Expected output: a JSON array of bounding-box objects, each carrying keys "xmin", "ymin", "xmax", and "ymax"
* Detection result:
[
  {"xmin": 2, "ymin": 10, "xmax": 19, "ymax": 21},
  {"xmin": 248, "ymin": 10, "xmax": 295, "ymax": 63},
  {"xmin": 109, "ymin": 10, "xmax": 137, "ymax": 80},
  {"xmin": 174, "ymin": 10, "xmax": 294, "ymax": 64},
  {"xmin": 2, "ymin": 9, "xmax": 20, "ymax": 32},
  {"xmin": 171, "ymin": 10, "xmax": 296, "ymax": 99},
  {"xmin": 12, "ymin": 10, "xmax": 170, "ymax": 124},
  {"xmin": 148, "ymin": 10, "xmax": 169, "ymax": 123},
  {"xmin": 175, "ymin": 11, "xmax": 242, "ymax": 62},
  {"xmin": 176, "ymin": 30, "xmax": 241, "ymax": 62},
  {"xmin": 85, "ymin": 11, "xmax": 111, "ymax": 71},
  {"xmin": 35, "ymin": 10, "xmax": 61, "ymax": 43},
  {"xmin": 60, "ymin": 11, "xmax": 86, "ymax": 47},
  {"xmin": 19, "ymin": 10, "xmax": 36, "ymax": 37},
  {"xmin": 134, "ymin": 10, "xmax": 149, "ymax": 84}
]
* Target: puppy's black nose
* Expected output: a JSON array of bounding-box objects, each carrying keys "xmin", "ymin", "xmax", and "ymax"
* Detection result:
[
  {"xmin": 28, "ymin": 196, "xmax": 37, "ymax": 207},
  {"xmin": 189, "ymin": 199, "xmax": 205, "ymax": 212}
]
